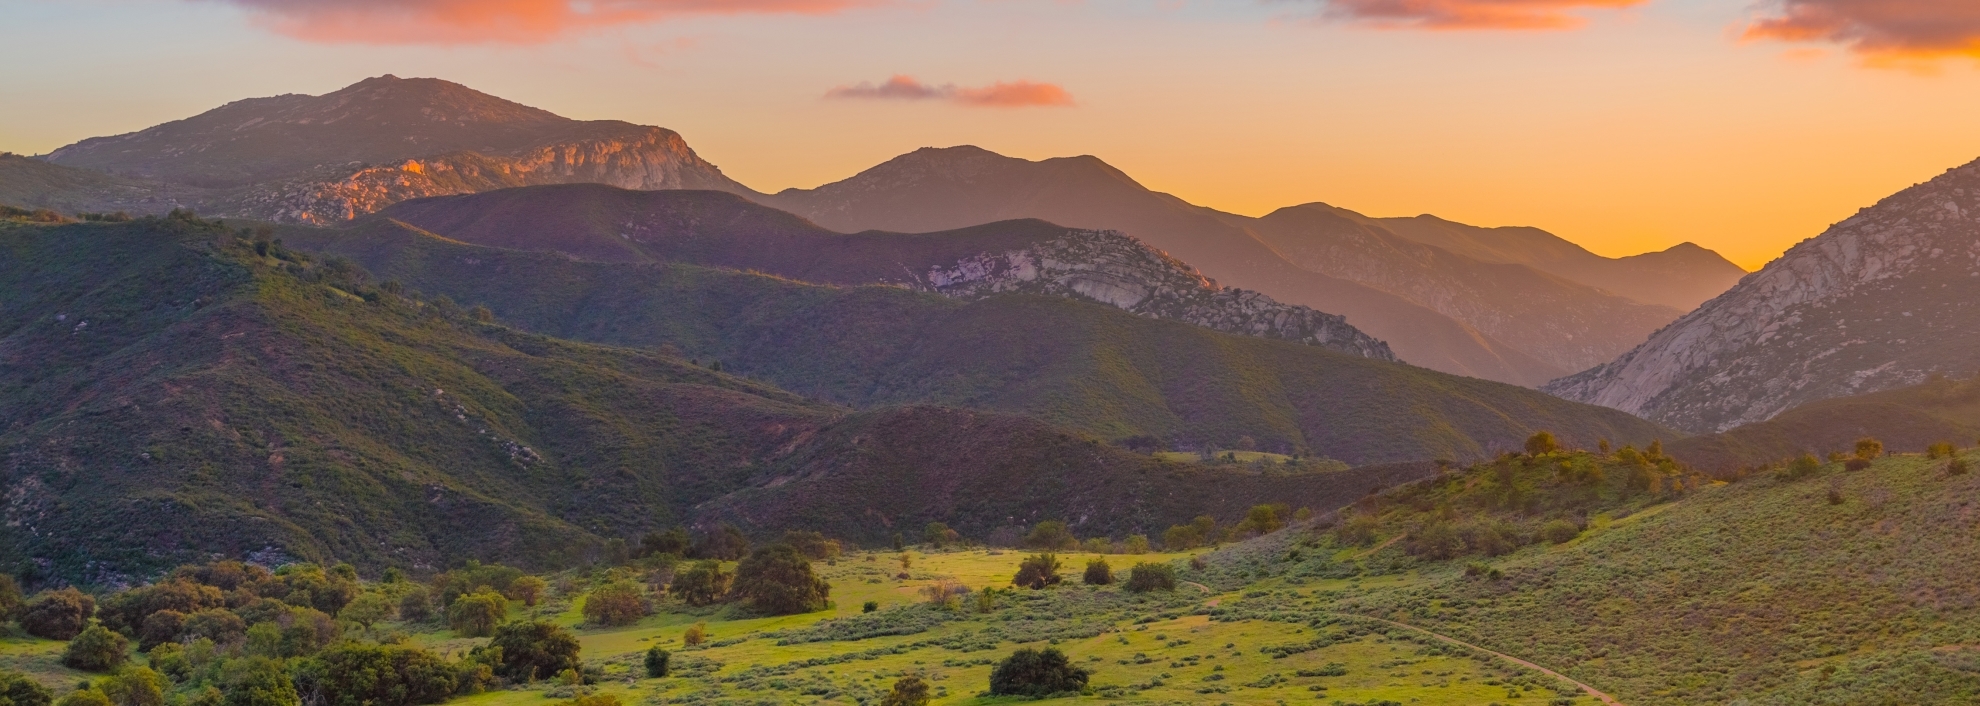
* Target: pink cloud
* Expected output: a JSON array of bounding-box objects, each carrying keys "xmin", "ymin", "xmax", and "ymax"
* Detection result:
[
  {"xmin": 826, "ymin": 76, "xmax": 1075, "ymax": 107},
  {"xmin": 1743, "ymin": 0, "xmax": 1980, "ymax": 62},
  {"xmin": 1314, "ymin": 0, "xmax": 1646, "ymax": 30},
  {"xmin": 209, "ymin": 0, "xmax": 877, "ymax": 45}
]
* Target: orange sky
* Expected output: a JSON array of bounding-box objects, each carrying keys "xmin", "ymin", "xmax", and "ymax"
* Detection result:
[{"xmin": 5, "ymin": 0, "xmax": 1980, "ymax": 269}]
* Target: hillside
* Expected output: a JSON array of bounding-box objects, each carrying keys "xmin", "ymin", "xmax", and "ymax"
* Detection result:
[
  {"xmin": 757, "ymin": 145, "xmax": 1569, "ymax": 385},
  {"xmin": 0, "ymin": 213, "xmax": 1414, "ymax": 581},
  {"xmin": 368, "ymin": 184, "xmax": 1393, "ymax": 360},
  {"xmin": 1549, "ymin": 156, "xmax": 1980, "ymax": 432},
  {"xmin": 1668, "ymin": 375, "xmax": 1980, "ymax": 473},
  {"xmin": 16, "ymin": 75, "xmax": 747, "ymax": 223},
  {"xmin": 1373, "ymin": 213, "xmax": 1747, "ymax": 312},
  {"xmin": 280, "ymin": 216, "xmax": 1675, "ymax": 465}
]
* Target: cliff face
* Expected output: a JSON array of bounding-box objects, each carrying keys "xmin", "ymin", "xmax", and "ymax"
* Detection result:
[
  {"xmin": 922, "ymin": 229, "xmax": 1398, "ymax": 361},
  {"xmin": 1547, "ymin": 158, "xmax": 1980, "ymax": 432}
]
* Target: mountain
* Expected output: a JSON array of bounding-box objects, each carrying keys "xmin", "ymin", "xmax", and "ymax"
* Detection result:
[
  {"xmin": 1248, "ymin": 203, "xmax": 1684, "ymax": 373},
  {"xmin": 759, "ymin": 146, "xmax": 1733, "ymax": 384},
  {"xmin": 25, "ymin": 75, "xmax": 747, "ymax": 223},
  {"xmin": 1372, "ymin": 213, "xmax": 1748, "ymax": 312},
  {"xmin": 366, "ymin": 184, "xmax": 1393, "ymax": 360},
  {"xmin": 1666, "ymin": 375, "xmax": 1980, "ymax": 474},
  {"xmin": 0, "ymin": 212, "xmax": 1421, "ymax": 580},
  {"xmin": 1548, "ymin": 158, "xmax": 1980, "ymax": 433},
  {"xmin": 277, "ymin": 210, "xmax": 1676, "ymax": 465},
  {"xmin": 0, "ymin": 153, "xmax": 204, "ymax": 216}
]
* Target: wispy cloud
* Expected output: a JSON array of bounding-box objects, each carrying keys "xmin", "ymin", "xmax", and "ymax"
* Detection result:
[
  {"xmin": 1743, "ymin": 0, "xmax": 1980, "ymax": 64},
  {"xmin": 206, "ymin": 0, "xmax": 878, "ymax": 45},
  {"xmin": 826, "ymin": 76, "xmax": 1075, "ymax": 107},
  {"xmin": 1309, "ymin": 0, "xmax": 1645, "ymax": 30}
]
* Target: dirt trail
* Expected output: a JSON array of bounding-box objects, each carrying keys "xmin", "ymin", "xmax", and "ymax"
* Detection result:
[
  {"xmin": 1331, "ymin": 613, "xmax": 1624, "ymax": 705},
  {"xmin": 1352, "ymin": 532, "xmax": 1407, "ymax": 560}
]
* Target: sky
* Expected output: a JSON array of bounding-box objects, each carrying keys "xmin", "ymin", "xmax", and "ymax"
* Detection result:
[{"xmin": 3, "ymin": 0, "xmax": 1980, "ymax": 269}]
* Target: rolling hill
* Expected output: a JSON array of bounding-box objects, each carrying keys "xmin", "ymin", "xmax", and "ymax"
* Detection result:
[{"xmin": 1667, "ymin": 375, "xmax": 1980, "ymax": 474}]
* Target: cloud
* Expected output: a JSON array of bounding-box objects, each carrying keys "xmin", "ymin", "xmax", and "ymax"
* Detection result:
[
  {"xmin": 1742, "ymin": 0, "xmax": 1980, "ymax": 62},
  {"xmin": 1311, "ymin": 0, "xmax": 1646, "ymax": 30},
  {"xmin": 825, "ymin": 76, "xmax": 1075, "ymax": 107},
  {"xmin": 208, "ymin": 0, "xmax": 875, "ymax": 45}
]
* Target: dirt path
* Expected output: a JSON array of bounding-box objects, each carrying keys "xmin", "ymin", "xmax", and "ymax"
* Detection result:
[
  {"xmin": 1330, "ymin": 613, "xmax": 1623, "ymax": 705},
  {"xmin": 1352, "ymin": 532, "xmax": 1408, "ymax": 560}
]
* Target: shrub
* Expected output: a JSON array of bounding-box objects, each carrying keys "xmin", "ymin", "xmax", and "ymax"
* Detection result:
[
  {"xmin": 138, "ymin": 610, "xmax": 186, "ymax": 651},
  {"xmin": 488, "ymin": 622, "xmax": 582, "ymax": 682},
  {"xmin": 1125, "ymin": 563, "xmax": 1178, "ymax": 593},
  {"xmin": 1929, "ymin": 441, "xmax": 1958, "ymax": 459},
  {"xmin": 396, "ymin": 588, "xmax": 432, "ymax": 623},
  {"xmin": 337, "ymin": 593, "xmax": 395, "ymax": 631},
  {"xmin": 682, "ymin": 623, "xmax": 706, "ymax": 647},
  {"xmin": 920, "ymin": 580, "xmax": 968, "ymax": 611},
  {"xmin": 56, "ymin": 690, "xmax": 109, "ymax": 706},
  {"xmin": 1951, "ymin": 457, "xmax": 1971, "ymax": 476},
  {"xmin": 1082, "ymin": 559, "xmax": 1113, "ymax": 586},
  {"xmin": 1081, "ymin": 537, "xmax": 1111, "ymax": 554},
  {"xmin": 1540, "ymin": 519, "xmax": 1582, "ymax": 545},
  {"xmin": 1854, "ymin": 437, "xmax": 1885, "ymax": 461},
  {"xmin": 669, "ymin": 561, "xmax": 732, "ymax": 607},
  {"xmin": 1122, "ymin": 535, "xmax": 1151, "ymax": 554},
  {"xmin": 23, "ymin": 588, "xmax": 96, "ymax": 640},
  {"xmin": 505, "ymin": 577, "xmax": 547, "ymax": 607},
  {"xmin": 1845, "ymin": 459, "xmax": 1873, "ymax": 472},
  {"xmin": 780, "ymin": 531, "xmax": 842, "ymax": 560},
  {"xmin": 446, "ymin": 591, "xmax": 507, "ymax": 637},
  {"xmin": 1160, "ymin": 525, "xmax": 1199, "ymax": 551},
  {"xmin": 643, "ymin": 647, "xmax": 669, "ymax": 678},
  {"xmin": 0, "ymin": 670, "xmax": 51, "ymax": 706},
  {"xmin": 923, "ymin": 523, "xmax": 959, "ymax": 548},
  {"xmin": 62, "ymin": 626, "xmax": 130, "ymax": 672},
  {"xmin": 640, "ymin": 528, "xmax": 691, "ymax": 557},
  {"xmin": 1021, "ymin": 522, "xmax": 1077, "ymax": 550},
  {"xmin": 690, "ymin": 524, "xmax": 750, "ymax": 561},
  {"xmin": 1525, "ymin": 431, "xmax": 1561, "ymax": 457},
  {"xmin": 1336, "ymin": 514, "xmax": 1380, "ymax": 546},
  {"xmin": 1013, "ymin": 554, "xmax": 1063, "ymax": 590},
  {"xmin": 0, "ymin": 576, "xmax": 22, "ymax": 621},
  {"xmin": 862, "ymin": 601, "xmax": 879, "ymax": 613},
  {"xmin": 879, "ymin": 676, "xmax": 931, "ymax": 706},
  {"xmin": 221, "ymin": 657, "xmax": 298, "ymax": 706},
  {"xmin": 292, "ymin": 643, "xmax": 454, "ymax": 706},
  {"xmin": 988, "ymin": 648, "xmax": 1089, "ymax": 698},
  {"xmin": 1235, "ymin": 504, "xmax": 1289, "ymax": 537},
  {"xmin": 732, "ymin": 545, "xmax": 831, "ymax": 615},
  {"xmin": 1780, "ymin": 453, "xmax": 1823, "ymax": 480},
  {"xmin": 582, "ymin": 581, "xmax": 650, "ymax": 627}
]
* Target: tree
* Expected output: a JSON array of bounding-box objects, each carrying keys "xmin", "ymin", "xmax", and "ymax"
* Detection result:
[
  {"xmin": 880, "ymin": 676, "xmax": 931, "ymax": 706},
  {"xmin": 988, "ymin": 648, "xmax": 1089, "ymax": 697},
  {"xmin": 396, "ymin": 588, "xmax": 433, "ymax": 623},
  {"xmin": 138, "ymin": 611, "xmax": 186, "ymax": 651},
  {"xmin": 56, "ymin": 689, "xmax": 110, "ymax": 706},
  {"xmin": 731, "ymin": 545, "xmax": 831, "ymax": 615},
  {"xmin": 181, "ymin": 609, "xmax": 246, "ymax": 646},
  {"xmin": 1235, "ymin": 504, "xmax": 1288, "ymax": 537},
  {"xmin": 780, "ymin": 531, "xmax": 842, "ymax": 560},
  {"xmin": 338, "ymin": 593, "xmax": 394, "ymax": 632},
  {"xmin": 1160, "ymin": 525, "xmax": 1199, "ymax": 551},
  {"xmin": 101, "ymin": 667, "xmax": 168, "ymax": 706},
  {"xmin": 1081, "ymin": 538, "xmax": 1111, "ymax": 554},
  {"xmin": 1929, "ymin": 441, "xmax": 1958, "ymax": 459},
  {"xmin": 0, "ymin": 576, "xmax": 23, "ymax": 621},
  {"xmin": 1013, "ymin": 554, "xmax": 1063, "ymax": 590},
  {"xmin": 1125, "ymin": 563, "xmax": 1177, "ymax": 593},
  {"xmin": 0, "ymin": 671, "xmax": 51, "ymax": 706},
  {"xmin": 691, "ymin": 524, "xmax": 750, "ymax": 561},
  {"xmin": 643, "ymin": 647, "xmax": 670, "ymax": 678},
  {"xmin": 1784, "ymin": 453, "xmax": 1823, "ymax": 480},
  {"xmin": 923, "ymin": 523, "xmax": 959, "ymax": 548},
  {"xmin": 640, "ymin": 528, "xmax": 691, "ymax": 557},
  {"xmin": 505, "ymin": 576, "xmax": 547, "ymax": 607},
  {"xmin": 668, "ymin": 561, "xmax": 732, "ymax": 607},
  {"xmin": 62, "ymin": 626, "xmax": 129, "ymax": 672},
  {"xmin": 446, "ymin": 591, "xmax": 507, "ymax": 637},
  {"xmin": 23, "ymin": 588, "xmax": 95, "ymax": 640},
  {"xmin": 681, "ymin": 623, "xmax": 707, "ymax": 647},
  {"xmin": 603, "ymin": 539, "xmax": 632, "ymax": 566},
  {"xmin": 582, "ymin": 581, "xmax": 650, "ymax": 627},
  {"xmin": 1189, "ymin": 516, "xmax": 1221, "ymax": 546},
  {"xmin": 1021, "ymin": 521, "xmax": 1076, "ymax": 550},
  {"xmin": 1082, "ymin": 559, "xmax": 1113, "ymax": 586},
  {"xmin": 488, "ymin": 621, "xmax": 582, "ymax": 683},
  {"xmin": 293, "ymin": 643, "xmax": 455, "ymax": 706},
  {"xmin": 1121, "ymin": 535, "xmax": 1150, "ymax": 554},
  {"xmin": 1855, "ymin": 437, "xmax": 1885, "ymax": 461},
  {"xmin": 920, "ymin": 580, "xmax": 967, "ymax": 611},
  {"xmin": 222, "ymin": 657, "xmax": 299, "ymax": 706},
  {"xmin": 1524, "ymin": 431, "xmax": 1560, "ymax": 457}
]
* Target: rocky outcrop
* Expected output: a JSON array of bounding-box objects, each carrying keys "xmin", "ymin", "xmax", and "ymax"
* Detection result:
[
  {"xmin": 1547, "ymin": 157, "xmax": 1980, "ymax": 432},
  {"xmin": 922, "ymin": 229, "xmax": 1397, "ymax": 361}
]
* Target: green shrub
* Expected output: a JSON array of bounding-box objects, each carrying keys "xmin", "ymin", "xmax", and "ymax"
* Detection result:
[
  {"xmin": 690, "ymin": 524, "xmax": 749, "ymax": 561},
  {"xmin": 396, "ymin": 588, "xmax": 433, "ymax": 623},
  {"xmin": 55, "ymin": 688, "xmax": 107, "ymax": 706},
  {"xmin": 669, "ymin": 561, "xmax": 732, "ymax": 607},
  {"xmin": 879, "ymin": 676, "xmax": 931, "ymax": 706},
  {"xmin": 0, "ymin": 576, "xmax": 22, "ymax": 621},
  {"xmin": 1929, "ymin": 441, "xmax": 1958, "ymax": 459},
  {"xmin": 0, "ymin": 670, "xmax": 52, "ymax": 706},
  {"xmin": 445, "ymin": 591, "xmax": 507, "ymax": 637},
  {"xmin": 1854, "ymin": 437, "xmax": 1884, "ymax": 461},
  {"xmin": 505, "ymin": 577, "xmax": 548, "ymax": 607},
  {"xmin": 581, "ymin": 581, "xmax": 649, "ymax": 627},
  {"xmin": 988, "ymin": 648, "xmax": 1089, "ymax": 697},
  {"xmin": 780, "ymin": 531, "xmax": 842, "ymax": 560},
  {"xmin": 862, "ymin": 601, "xmax": 879, "ymax": 613},
  {"xmin": 731, "ymin": 545, "xmax": 831, "ymax": 615},
  {"xmin": 487, "ymin": 621, "xmax": 581, "ymax": 682},
  {"xmin": 138, "ymin": 610, "xmax": 186, "ymax": 651},
  {"xmin": 643, "ymin": 647, "xmax": 669, "ymax": 678},
  {"xmin": 1539, "ymin": 520, "xmax": 1582, "ymax": 545},
  {"xmin": 1125, "ymin": 563, "xmax": 1178, "ymax": 593},
  {"xmin": 23, "ymin": 588, "xmax": 96, "ymax": 640},
  {"xmin": 1525, "ymin": 431, "xmax": 1561, "ymax": 457},
  {"xmin": 222, "ymin": 657, "xmax": 298, "ymax": 706},
  {"xmin": 337, "ymin": 593, "xmax": 395, "ymax": 631},
  {"xmin": 1122, "ymin": 535, "xmax": 1151, "ymax": 554},
  {"xmin": 923, "ymin": 523, "xmax": 959, "ymax": 548},
  {"xmin": 1783, "ymin": 453, "xmax": 1823, "ymax": 480},
  {"xmin": 1082, "ymin": 559, "xmax": 1113, "ymax": 586},
  {"xmin": 1013, "ymin": 554, "xmax": 1063, "ymax": 590},
  {"xmin": 1022, "ymin": 521, "xmax": 1077, "ymax": 550},
  {"xmin": 292, "ymin": 643, "xmax": 456, "ymax": 706},
  {"xmin": 62, "ymin": 626, "xmax": 129, "ymax": 672},
  {"xmin": 182, "ymin": 609, "xmax": 246, "ymax": 645}
]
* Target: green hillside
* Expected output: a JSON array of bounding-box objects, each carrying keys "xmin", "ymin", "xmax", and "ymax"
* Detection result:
[
  {"xmin": 281, "ymin": 218, "xmax": 1673, "ymax": 465},
  {"xmin": 0, "ymin": 213, "xmax": 1427, "ymax": 580},
  {"xmin": 1670, "ymin": 374, "xmax": 1980, "ymax": 473}
]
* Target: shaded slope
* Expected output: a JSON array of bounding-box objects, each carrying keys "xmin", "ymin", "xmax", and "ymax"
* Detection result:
[
  {"xmin": 284, "ymin": 218, "xmax": 1674, "ymax": 466},
  {"xmin": 758, "ymin": 145, "xmax": 1564, "ymax": 385},
  {"xmin": 1668, "ymin": 375, "xmax": 1980, "ymax": 473}
]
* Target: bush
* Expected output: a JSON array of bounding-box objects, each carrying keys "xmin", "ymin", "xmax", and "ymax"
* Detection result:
[
  {"xmin": 1082, "ymin": 559, "xmax": 1113, "ymax": 586},
  {"xmin": 222, "ymin": 657, "xmax": 298, "ymax": 706},
  {"xmin": 1160, "ymin": 525, "xmax": 1199, "ymax": 551},
  {"xmin": 138, "ymin": 610, "xmax": 187, "ymax": 651},
  {"xmin": 643, "ymin": 647, "xmax": 669, "ymax": 678},
  {"xmin": 923, "ymin": 523, "xmax": 959, "ymax": 548},
  {"xmin": 0, "ymin": 576, "xmax": 22, "ymax": 621},
  {"xmin": 505, "ymin": 577, "xmax": 547, "ymax": 607},
  {"xmin": 731, "ymin": 545, "xmax": 831, "ymax": 615},
  {"xmin": 920, "ymin": 580, "xmax": 968, "ymax": 611},
  {"xmin": 780, "ymin": 531, "xmax": 842, "ymax": 560},
  {"xmin": 1844, "ymin": 459, "xmax": 1873, "ymax": 472},
  {"xmin": 102, "ymin": 667, "xmax": 166, "ymax": 706},
  {"xmin": 862, "ymin": 601, "xmax": 879, "ymax": 613},
  {"xmin": 1121, "ymin": 535, "xmax": 1151, "ymax": 554},
  {"xmin": 1854, "ymin": 437, "xmax": 1884, "ymax": 461},
  {"xmin": 640, "ymin": 528, "xmax": 691, "ymax": 557},
  {"xmin": 397, "ymin": 588, "xmax": 433, "ymax": 623},
  {"xmin": 1783, "ymin": 453, "xmax": 1823, "ymax": 480},
  {"xmin": 682, "ymin": 623, "xmax": 706, "ymax": 647},
  {"xmin": 23, "ymin": 588, "xmax": 96, "ymax": 640},
  {"xmin": 582, "ymin": 581, "xmax": 650, "ymax": 627},
  {"xmin": 1929, "ymin": 441, "xmax": 1958, "ymax": 459},
  {"xmin": 1013, "ymin": 554, "xmax": 1063, "ymax": 590},
  {"xmin": 1234, "ymin": 504, "xmax": 1288, "ymax": 537},
  {"xmin": 1525, "ymin": 431, "xmax": 1561, "ymax": 457},
  {"xmin": 1125, "ymin": 563, "xmax": 1177, "ymax": 593},
  {"xmin": 488, "ymin": 622, "xmax": 581, "ymax": 682},
  {"xmin": 1081, "ymin": 537, "xmax": 1111, "ymax": 554},
  {"xmin": 1540, "ymin": 519, "xmax": 1582, "ymax": 544},
  {"xmin": 988, "ymin": 648, "xmax": 1089, "ymax": 698},
  {"xmin": 690, "ymin": 524, "xmax": 749, "ymax": 561},
  {"xmin": 0, "ymin": 670, "xmax": 51, "ymax": 706},
  {"xmin": 446, "ymin": 591, "xmax": 507, "ymax": 637},
  {"xmin": 62, "ymin": 626, "xmax": 129, "ymax": 672},
  {"xmin": 1021, "ymin": 521, "xmax": 1077, "ymax": 550},
  {"xmin": 879, "ymin": 676, "xmax": 931, "ymax": 706},
  {"xmin": 669, "ymin": 561, "xmax": 732, "ymax": 607},
  {"xmin": 57, "ymin": 691, "xmax": 109, "ymax": 706},
  {"xmin": 1951, "ymin": 457, "xmax": 1971, "ymax": 476},
  {"xmin": 292, "ymin": 643, "xmax": 454, "ymax": 706},
  {"xmin": 338, "ymin": 593, "xmax": 395, "ymax": 631}
]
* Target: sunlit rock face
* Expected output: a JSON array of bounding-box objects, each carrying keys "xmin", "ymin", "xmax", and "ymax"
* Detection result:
[{"xmin": 1547, "ymin": 158, "xmax": 1980, "ymax": 432}]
